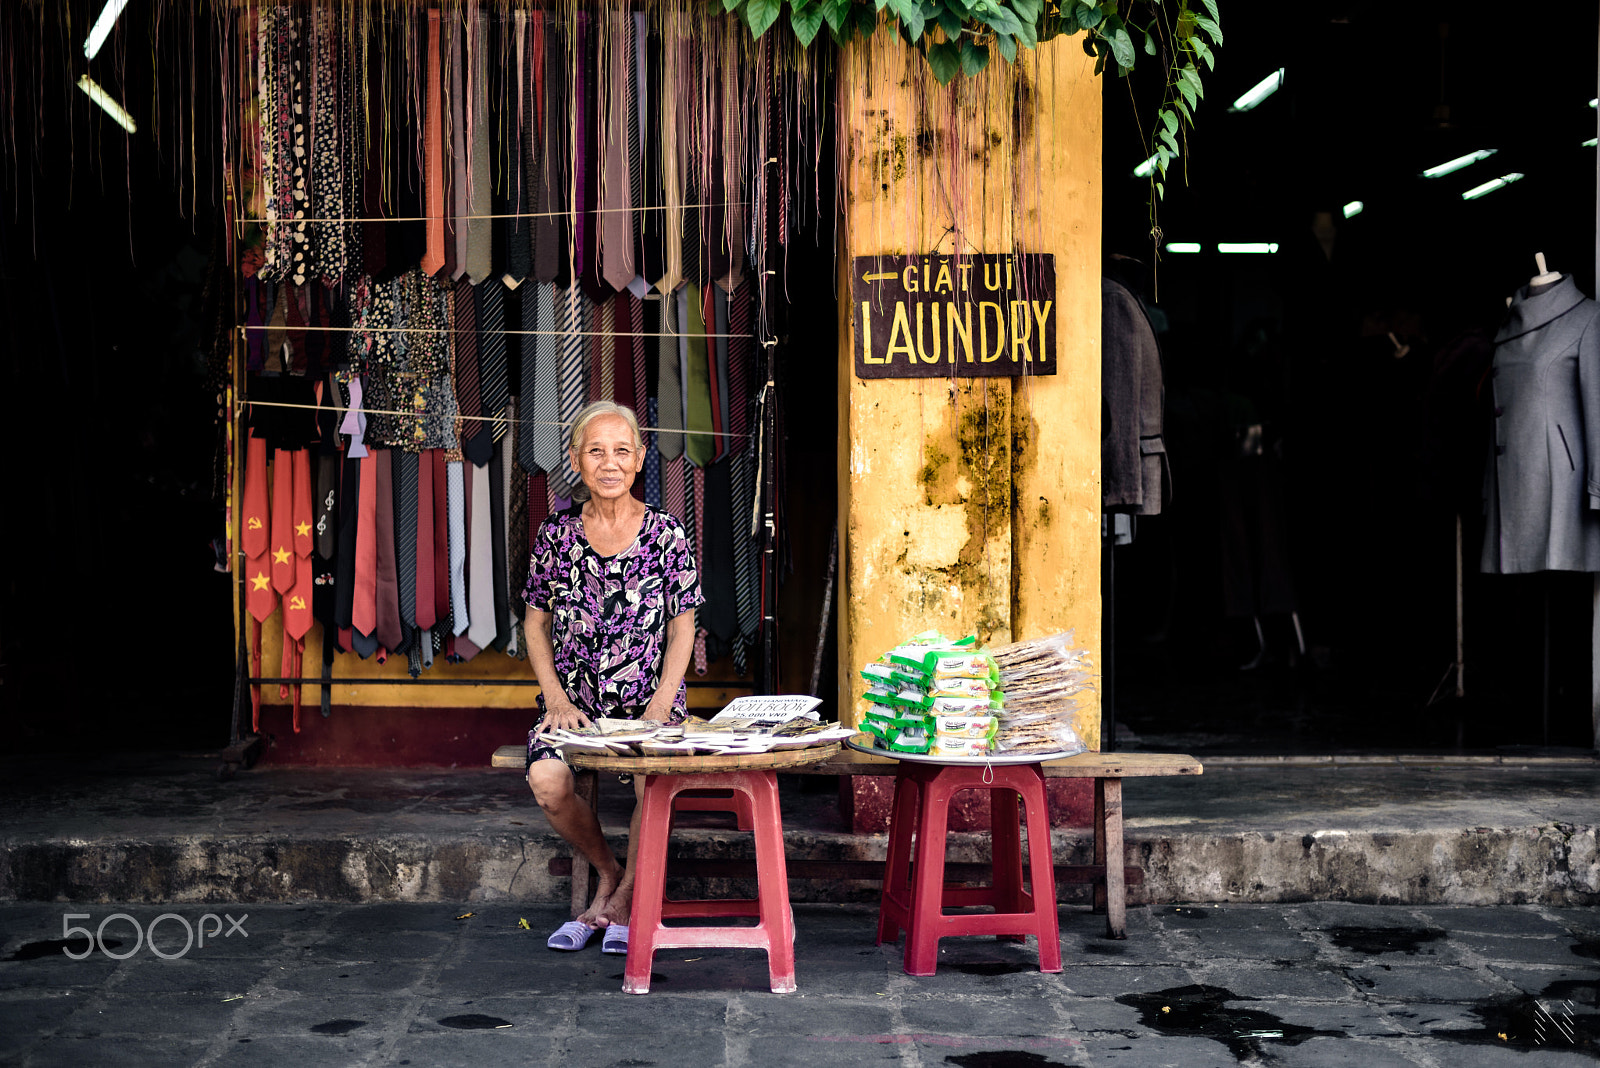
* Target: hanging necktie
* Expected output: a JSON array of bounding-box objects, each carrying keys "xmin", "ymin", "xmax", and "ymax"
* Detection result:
[
  {"xmin": 416, "ymin": 449, "xmax": 437, "ymax": 632},
  {"xmin": 420, "ymin": 9, "xmax": 446, "ymax": 277},
  {"xmin": 504, "ymin": 12, "xmax": 533, "ymax": 288},
  {"xmin": 682, "ymin": 285, "xmax": 715, "ymax": 468},
  {"xmin": 476, "ymin": 279, "xmax": 509, "ymax": 450},
  {"xmin": 284, "ymin": 452, "xmax": 315, "ymax": 732},
  {"xmin": 709, "ymin": 285, "xmax": 730, "ymax": 463},
  {"xmin": 466, "ymin": 461, "xmax": 497, "ymax": 649},
  {"xmin": 730, "ymin": 437, "xmax": 759, "ymax": 671},
  {"xmin": 664, "ymin": 454, "xmax": 687, "ymax": 525},
  {"xmin": 641, "ymin": 22, "xmax": 668, "ymax": 290},
  {"xmin": 314, "ymin": 453, "xmax": 339, "ymax": 561},
  {"xmin": 352, "ymin": 453, "xmax": 379, "ymax": 639},
  {"xmin": 464, "ymin": 12, "xmax": 492, "ymax": 285},
  {"xmin": 656, "ymin": 294, "xmax": 684, "ymax": 460},
  {"xmin": 526, "ymin": 470, "xmax": 550, "ymax": 561},
  {"xmin": 340, "ymin": 375, "xmax": 368, "ymax": 459},
  {"xmin": 509, "ymin": 457, "xmax": 529, "ymax": 644},
  {"xmin": 489, "ymin": 445, "xmax": 511, "ymax": 650},
  {"xmin": 599, "ymin": 10, "xmax": 635, "ymax": 293},
  {"xmin": 432, "ymin": 448, "xmax": 451, "ymax": 636},
  {"xmin": 395, "ymin": 449, "xmax": 420, "ymax": 644},
  {"xmin": 517, "ymin": 282, "xmax": 541, "ymax": 473},
  {"xmin": 532, "ymin": 283, "xmax": 563, "ymax": 475},
  {"xmin": 628, "ymin": 293, "xmax": 647, "ymax": 415},
  {"xmin": 611, "ymin": 294, "xmax": 636, "ymax": 414},
  {"xmin": 447, "ymin": 459, "xmax": 470, "ymax": 635},
  {"xmin": 450, "ymin": 11, "xmax": 469, "ymax": 280},
  {"xmin": 594, "ymin": 296, "xmax": 613, "ymax": 403},
  {"xmin": 335, "ymin": 454, "xmax": 360, "ymax": 639},
  {"xmin": 555, "ymin": 285, "xmax": 587, "ymax": 494},
  {"xmin": 453, "ymin": 277, "xmax": 486, "ymax": 461},
  {"xmin": 271, "ymin": 449, "xmax": 296, "ymax": 592},
  {"xmin": 243, "ymin": 436, "xmax": 274, "ymax": 731},
  {"xmin": 374, "ymin": 449, "xmax": 404, "ymax": 656},
  {"xmin": 728, "ymin": 279, "xmax": 753, "ymax": 440},
  {"xmin": 692, "ymin": 464, "xmax": 709, "ymax": 675},
  {"xmin": 644, "ymin": 397, "xmax": 662, "ymax": 507},
  {"xmin": 533, "ymin": 14, "xmax": 567, "ymax": 285},
  {"xmin": 630, "ymin": 11, "xmax": 646, "ymax": 277}
]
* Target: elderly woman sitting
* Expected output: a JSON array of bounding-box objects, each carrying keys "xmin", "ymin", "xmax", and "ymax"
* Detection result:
[{"xmin": 523, "ymin": 400, "xmax": 702, "ymax": 955}]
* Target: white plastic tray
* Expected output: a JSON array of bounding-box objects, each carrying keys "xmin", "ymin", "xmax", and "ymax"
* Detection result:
[{"xmin": 844, "ymin": 739, "xmax": 1086, "ymax": 766}]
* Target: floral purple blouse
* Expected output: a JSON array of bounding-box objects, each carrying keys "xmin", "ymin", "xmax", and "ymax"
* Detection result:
[{"xmin": 523, "ymin": 505, "xmax": 704, "ymax": 767}]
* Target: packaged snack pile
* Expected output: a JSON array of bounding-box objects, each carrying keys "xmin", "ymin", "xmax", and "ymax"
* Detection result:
[
  {"xmin": 859, "ymin": 632, "xmax": 1003, "ymax": 756},
  {"xmin": 987, "ymin": 631, "xmax": 1094, "ymax": 756}
]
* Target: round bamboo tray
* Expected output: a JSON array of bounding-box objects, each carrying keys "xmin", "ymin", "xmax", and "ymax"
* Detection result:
[{"xmin": 566, "ymin": 742, "xmax": 841, "ymax": 774}]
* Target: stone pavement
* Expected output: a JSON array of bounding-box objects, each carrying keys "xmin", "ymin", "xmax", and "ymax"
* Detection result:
[{"xmin": 2, "ymin": 900, "xmax": 1599, "ymax": 1067}]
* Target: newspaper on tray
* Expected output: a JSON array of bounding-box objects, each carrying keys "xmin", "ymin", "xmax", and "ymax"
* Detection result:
[{"xmin": 543, "ymin": 696, "xmax": 852, "ymax": 757}]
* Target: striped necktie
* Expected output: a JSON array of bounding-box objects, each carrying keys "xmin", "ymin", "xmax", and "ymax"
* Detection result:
[
  {"xmin": 656, "ymin": 294, "xmax": 684, "ymax": 459},
  {"xmin": 464, "ymin": 14, "xmax": 492, "ymax": 285},
  {"xmin": 730, "ymin": 437, "xmax": 759, "ymax": 655},
  {"xmin": 374, "ymin": 449, "xmax": 404, "ymax": 654},
  {"xmin": 415, "ymin": 449, "xmax": 437, "ymax": 632},
  {"xmin": 394, "ymin": 449, "xmax": 419, "ymax": 634},
  {"xmin": 709, "ymin": 284, "xmax": 730, "ymax": 462},
  {"xmin": 453, "ymin": 279, "xmax": 482, "ymax": 455},
  {"xmin": 555, "ymin": 285, "xmax": 588, "ymax": 493},
  {"xmin": 517, "ymin": 286, "xmax": 540, "ymax": 472},
  {"xmin": 664, "ymin": 455, "xmax": 686, "ymax": 525},
  {"xmin": 691, "ymin": 464, "xmax": 708, "ymax": 675},
  {"xmin": 595, "ymin": 296, "xmax": 615, "ymax": 402},
  {"xmin": 532, "ymin": 283, "xmax": 564, "ymax": 475},
  {"xmin": 431, "ymin": 449, "xmax": 451, "ymax": 636},
  {"xmin": 629, "ymin": 294, "xmax": 647, "ymax": 413},
  {"xmin": 728, "ymin": 279, "xmax": 752, "ymax": 439},
  {"xmin": 476, "ymin": 280, "xmax": 509, "ymax": 448}
]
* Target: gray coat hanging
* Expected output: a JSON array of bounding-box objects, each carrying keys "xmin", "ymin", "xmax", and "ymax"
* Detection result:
[
  {"xmin": 1102, "ymin": 277, "xmax": 1169, "ymax": 515},
  {"xmin": 1482, "ymin": 275, "xmax": 1600, "ymax": 573}
]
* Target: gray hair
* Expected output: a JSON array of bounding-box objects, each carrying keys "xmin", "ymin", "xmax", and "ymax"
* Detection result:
[{"xmin": 567, "ymin": 400, "xmax": 644, "ymax": 453}]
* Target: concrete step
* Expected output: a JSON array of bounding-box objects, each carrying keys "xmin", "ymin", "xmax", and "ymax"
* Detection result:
[{"xmin": 3, "ymin": 755, "xmax": 1598, "ymax": 907}]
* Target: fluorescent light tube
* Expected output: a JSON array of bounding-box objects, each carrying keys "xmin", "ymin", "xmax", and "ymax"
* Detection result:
[
  {"xmin": 1585, "ymin": 138, "xmax": 1598, "ymax": 148},
  {"xmin": 1460, "ymin": 173, "xmax": 1524, "ymax": 201},
  {"xmin": 76, "ymin": 75, "xmax": 136, "ymax": 134},
  {"xmin": 1164, "ymin": 243, "xmax": 1202, "ymax": 254},
  {"xmin": 84, "ymin": 0, "xmax": 131, "ymax": 61},
  {"xmin": 1217, "ymin": 243, "xmax": 1279, "ymax": 254},
  {"xmin": 1421, "ymin": 149, "xmax": 1497, "ymax": 178},
  {"xmin": 1229, "ymin": 69, "xmax": 1284, "ymax": 113},
  {"xmin": 1590, "ymin": 98, "xmax": 1598, "ymax": 108},
  {"xmin": 1132, "ymin": 153, "xmax": 1160, "ymax": 179},
  {"xmin": 1342, "ymin": 201, "xmax": 1364, "ymax": 219}
]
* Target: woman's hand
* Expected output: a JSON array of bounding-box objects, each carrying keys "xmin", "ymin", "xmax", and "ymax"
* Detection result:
[
  {"xmin": 535, "ymin": 694, "xmax": 593, "ymax": 736},
  {"xmin": 641, "ymin": 693, "xmax": 675, "ymax": 723}
]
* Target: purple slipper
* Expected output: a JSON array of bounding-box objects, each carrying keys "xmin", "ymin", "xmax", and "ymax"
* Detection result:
[
  {"xmin": 547, "ymin": 920, "xmax": 597, "ymax": 951},
  {"xmin": 601, "ymin": 924, "xmax": 629, "ymax": 955}
]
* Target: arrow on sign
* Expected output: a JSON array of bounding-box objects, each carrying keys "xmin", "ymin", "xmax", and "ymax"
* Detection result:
[{"xmin": 861, "ymin": 271, "xmax": 897, "ymax": 282}]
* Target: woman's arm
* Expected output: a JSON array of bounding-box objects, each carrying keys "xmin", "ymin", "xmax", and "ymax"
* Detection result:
[
  {"xmin": 642, "ymin": 608, "xmax": 697, "ymax": 721},
  {"xmin": 525, "ymin": 604, "xmax": 590, "ymax": 734}
]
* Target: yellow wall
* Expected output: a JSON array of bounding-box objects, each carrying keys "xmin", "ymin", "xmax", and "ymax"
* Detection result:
[{"xmin": 837, "ymin": 35, "xmax": 1103, "ymax": 747}]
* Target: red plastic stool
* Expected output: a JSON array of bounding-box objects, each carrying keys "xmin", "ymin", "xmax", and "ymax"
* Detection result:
[
  {"xmin": 876, "ymin": 761, "xmax": 1062, "ymax": 976},
  {"xmin": 671, "ymin": 788, "xmax": 756, "ymax": 830},
  {"xmin": 624, "ymin": 770, "xmax": 796, "ymax": 994}
]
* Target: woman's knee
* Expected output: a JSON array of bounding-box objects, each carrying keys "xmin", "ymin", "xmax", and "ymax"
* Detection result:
[{"xmin": 526, "ymin": 761, "xmax": 574, "ymax": 808}]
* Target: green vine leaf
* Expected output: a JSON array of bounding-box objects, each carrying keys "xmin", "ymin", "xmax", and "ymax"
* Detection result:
[
  {"xmin": 960, "ymin": 36, "xmax": 990, "ymax": 75},
  {"xmin": 1191, "ymin": 13, "xmax": 1222, "ymax": 45},
  {"xmin": 1108, "ymin": 25, "xmax": 1135, "ymax": 68},
  {"xmin": 724, "ymin": 0, "xmax": 743, "ymax": 13},
  {"xmin": 926, "ymin": 39, "xmax": 962, "ymax": 83},
  {"xmin": 790, "ymin": 0, "xmax": 827, "ymax": 44},
  {"xmin": 820, "ymin": 0, "xmax": 851, "ymax": 34},
  {"xmin": 995, "ymin": 32, "xmax": 1017, "ymax": 62},
  {"xmin": 746, "ymin": 0, "xmax": 784, "ymax": 36}
]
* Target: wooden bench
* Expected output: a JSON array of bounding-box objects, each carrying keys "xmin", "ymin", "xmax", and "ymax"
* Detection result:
[{"xmin": 492, "ymin": 745, "xmax": 1201, "ymax": 938}]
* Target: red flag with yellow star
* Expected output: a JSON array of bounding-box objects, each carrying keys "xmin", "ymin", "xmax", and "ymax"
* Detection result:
[
  {"xmin": 242, "ymin": 437, "xmax": 269, "ymax": 560},
  {"xmin": 271, "ymin": 449, "xmax": 295, "ymax": 593},
  {"xmin": 292, "ymin": 450, "xmax": 314, "ymax": 557}
]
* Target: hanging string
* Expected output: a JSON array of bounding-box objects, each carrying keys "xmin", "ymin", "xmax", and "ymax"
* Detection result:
[
  {"xmin": 238, "ymin": 199, "xmax": 748, "ymax": 226},
  {"xmin": 236, "ymin": 397, "xmax": 750, "ymax": 439},
  {"xmin": 237, "ymin": 323, "xmax": 755, "ymax": 339}
]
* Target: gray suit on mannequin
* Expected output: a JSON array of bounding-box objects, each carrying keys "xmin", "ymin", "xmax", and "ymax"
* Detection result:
[{"xmin": 1482, "ymin": 274, "xmax": 1600, "ymax": 574}]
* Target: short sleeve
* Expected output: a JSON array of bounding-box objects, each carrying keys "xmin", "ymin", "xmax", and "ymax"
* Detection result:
[
  {"xmin": 657, "ymin": 512, "xmax": 705, "ymax": 619},
  {"xmin": 522, "ymin": 517, "xmax": 559, "ymax": 612}
]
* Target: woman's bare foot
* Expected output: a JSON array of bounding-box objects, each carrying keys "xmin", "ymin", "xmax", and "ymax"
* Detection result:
[
  {"xmin": 596, "ymin": 883, "xmax": 632, "ymax": 929},
  {"xmin": 576, "ymin": 864, "xmax": 624, "ymax": 926}
]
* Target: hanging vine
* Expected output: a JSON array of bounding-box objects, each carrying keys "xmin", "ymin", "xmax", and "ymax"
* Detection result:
[{"xmin": 727, "ymin": 0, "xmax": 1222, "ymax": 224}]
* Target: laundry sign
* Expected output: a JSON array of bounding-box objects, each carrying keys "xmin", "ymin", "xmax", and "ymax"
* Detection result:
[{"xmin": 852, "ymin": 253, "xmax": 1057, "ymax": 379}]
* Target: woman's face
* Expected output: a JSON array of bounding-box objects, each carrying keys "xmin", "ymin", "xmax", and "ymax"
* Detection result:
[{"xmin": 570, "ymin": 414, "xmax": 643, "ymax": 501}]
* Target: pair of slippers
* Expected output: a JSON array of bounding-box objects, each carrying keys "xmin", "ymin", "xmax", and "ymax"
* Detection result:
[{"xmin": 547, "ymin": 920, "xmax": 628, "ymax": 955}]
